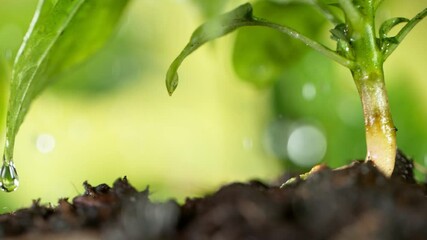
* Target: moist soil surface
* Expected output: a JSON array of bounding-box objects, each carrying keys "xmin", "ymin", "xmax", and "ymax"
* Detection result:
[{"xmin": 0, "ymin": 150, "xmax": 426, "ymax": 240}]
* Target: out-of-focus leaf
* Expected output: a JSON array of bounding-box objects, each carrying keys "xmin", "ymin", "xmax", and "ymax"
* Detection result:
[
  {"xmin": 4, "ymin": 0, "xmax": 130, "ymax": 160},
  {"xmin": 232, "ymin": 2, "xmax": 326, "ymax": 87},
  {"xmin": 190, "ymin": 0, "xmax": 228, "ymax": 19},
  {"xmin": 52, "ymin": 35, "xmax": 140, "ymax": 95}
]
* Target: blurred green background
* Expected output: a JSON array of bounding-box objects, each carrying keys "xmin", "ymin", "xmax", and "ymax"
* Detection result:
[{"xmin": 0, "ymin": 0, "xmax": 426, "ymax": 212}]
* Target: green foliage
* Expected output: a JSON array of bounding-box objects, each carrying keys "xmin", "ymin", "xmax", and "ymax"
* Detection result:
[
  {"xmin": 4, "ymin": 0, "xmax": 130, "ymax": 160},
  {"xmin": 52, "ymin": 35, "xmax": 140, "ymax": 95},
  {"xmin": 167, "ymin": 1, "xmax": 426, "ymax": 175}
]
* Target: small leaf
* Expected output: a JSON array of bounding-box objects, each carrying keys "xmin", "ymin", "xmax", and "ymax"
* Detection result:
[
  {"xmin": 330, "ymin": 23, "xmax": 349, "ymax": 41},
  {"xmin": 382, "ymin": 8, "xmax": 427, "ymax": 60},
  {"xmin": 166, "ymin": 3, "xmax": 254, "ymax": 95},
  {"xmin": 330, "ymin": 23, "xmax": 354, "ymax": 59},
  {"xmin": 379, "ymin": 17, "xmax": 409, "ymax": 40},
  {"xmin": 4, "ymin": 0, "xmax": 130, "ymax": 160}
]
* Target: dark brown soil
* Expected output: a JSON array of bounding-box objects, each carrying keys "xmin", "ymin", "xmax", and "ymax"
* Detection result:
[{"xmin": 1, "ymin": 150, "xmax": 426, "ymax": 240}]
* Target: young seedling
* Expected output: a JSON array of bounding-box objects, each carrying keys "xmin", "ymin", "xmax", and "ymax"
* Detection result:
[
  {"xmin": 1, "ymin": 0, "xmax": 130, "ymax": 192},
  {"xmin": 166, "ymin": 1, "xmax": 426, "ymax": 176}
]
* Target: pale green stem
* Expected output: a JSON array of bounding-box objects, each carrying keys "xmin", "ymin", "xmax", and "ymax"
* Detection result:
[
  {"xmin": 353, "ymin": 69, "xmax": 396, "ymax": 176},
  {"xmin": 348, "ymin": 4, "xmax": 396, "ymax": 176}
]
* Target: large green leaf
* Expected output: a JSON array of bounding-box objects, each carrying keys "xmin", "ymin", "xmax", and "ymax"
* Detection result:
[{"xmin": 4, "ymin": 0, "xmax": 130, "ymax": 160}]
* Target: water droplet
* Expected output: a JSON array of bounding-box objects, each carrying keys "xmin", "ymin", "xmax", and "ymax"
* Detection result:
[
  {"xmin": 0, "ymin": 162, "xmax": 19, "ymax": 192},
  {"xmin": 302, "ymin": 83, "xmax": 316, "ymax": 101},
  {"xmin": 287, "ymin": 125, "xmax": 327, "ymax": 167}
]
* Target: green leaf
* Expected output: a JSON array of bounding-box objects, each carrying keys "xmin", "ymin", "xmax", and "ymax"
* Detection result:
[
  {"xmin": 166, "ymin": 3, "xmax": 255, "ymax": 95},
  {"xmin": 379, "ymin": 17, "xmax": 410, "ymax": 40},
  {"xmin": 379, "ymin": 17, "xmax": 409, "ymax": 53},
  {"xmin": 4, "ymin": 0, "xmax": 130, "ymax": 160},
  {"xmin": 330, "ymin": 23, "xmax": 354, "ymax": 59}
]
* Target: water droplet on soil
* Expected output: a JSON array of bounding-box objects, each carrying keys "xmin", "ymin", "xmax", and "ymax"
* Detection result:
[{"xmin": 0, "ymin": 158, "xmax": 19, "ymax": 192}]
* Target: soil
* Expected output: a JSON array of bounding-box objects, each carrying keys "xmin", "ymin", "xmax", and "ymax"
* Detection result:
[{"xmin": 0, "ymin": 150, "xmax": 426, "ymax": 240}]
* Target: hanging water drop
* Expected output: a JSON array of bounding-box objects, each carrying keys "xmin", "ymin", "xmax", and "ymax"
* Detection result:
[{"xmin": 0, "ymin": 159, "xmax": 19, "ymax": 192}]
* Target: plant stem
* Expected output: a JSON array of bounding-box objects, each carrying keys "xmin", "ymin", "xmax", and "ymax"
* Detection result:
[
  {"xmin": 353, "ymin": 69, "xmax": 396, "ymax": 176},
  {"xmin": 252, "ymin": 19, "xmax": 355, "ymax": 68},
  {"xmin": 349, "ymin": 7, "xmax": 396, "ymax": 176}
]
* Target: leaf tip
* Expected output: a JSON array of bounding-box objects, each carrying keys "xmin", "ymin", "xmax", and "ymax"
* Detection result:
[{"xmin": 166, "ymin": 68, "xmax": 179, "ymax": 96}]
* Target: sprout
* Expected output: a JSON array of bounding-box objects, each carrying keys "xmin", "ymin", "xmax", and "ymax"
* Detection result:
[{"xmin": 166, "ymin": 1, "xmax": 426, "ymax": 176}]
